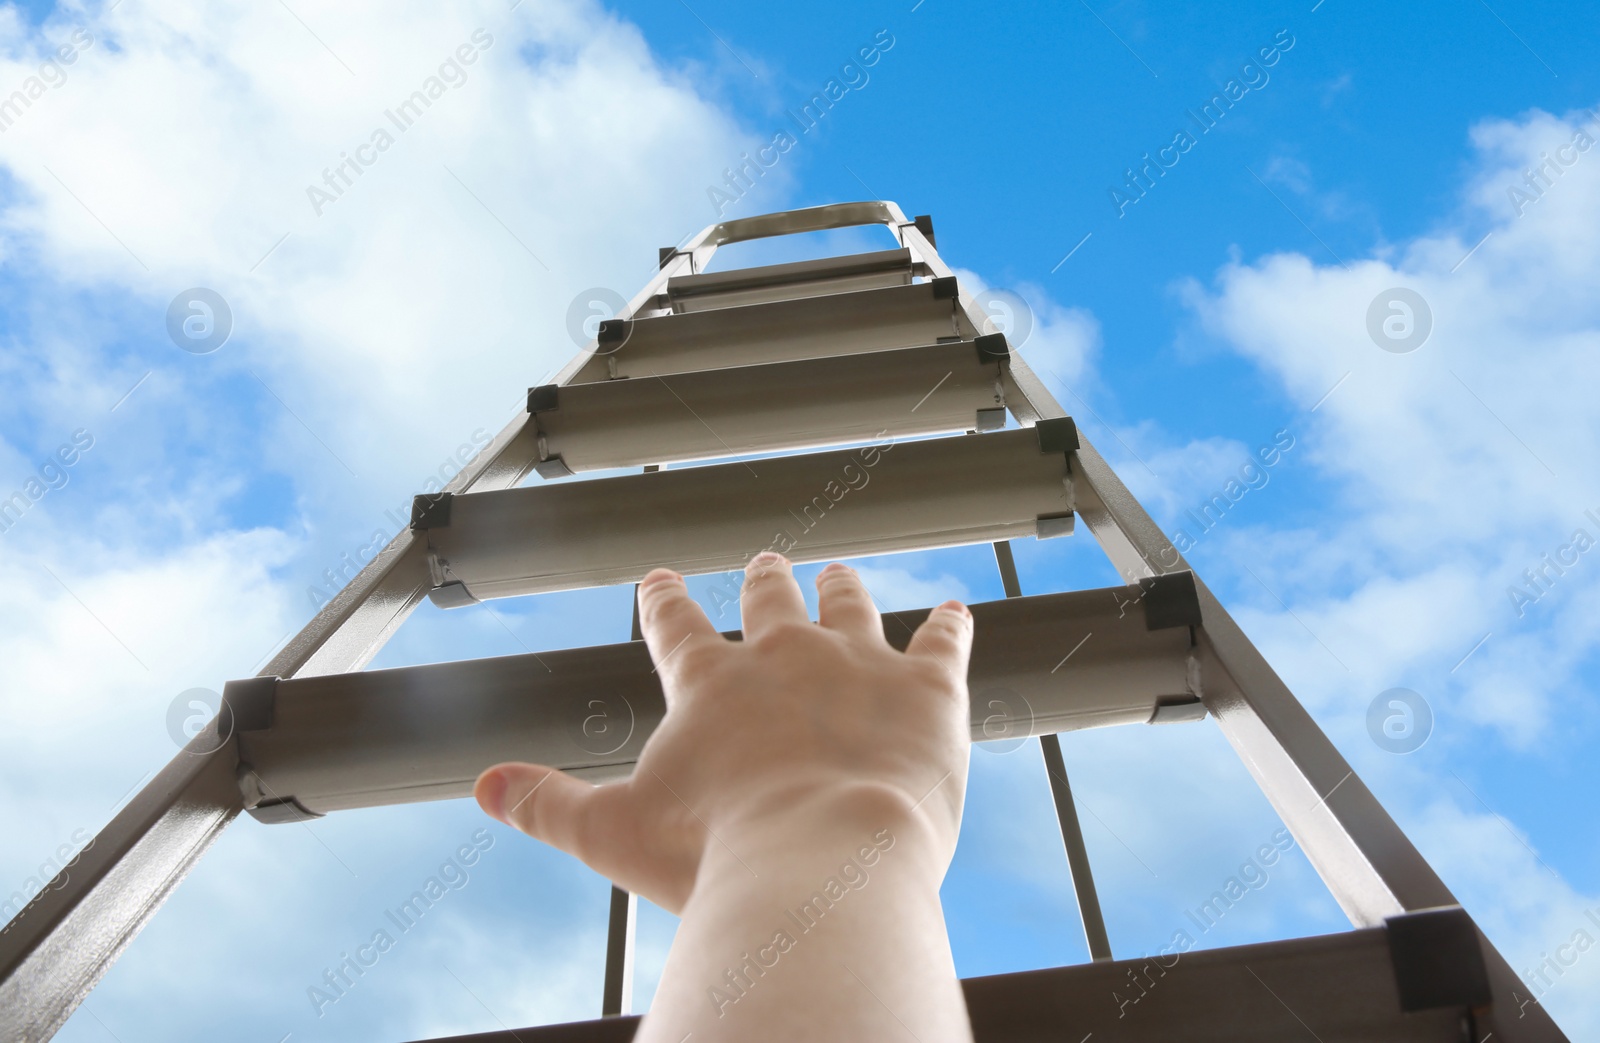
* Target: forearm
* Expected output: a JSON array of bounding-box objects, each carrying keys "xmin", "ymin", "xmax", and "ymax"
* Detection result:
[{"xmin": 637, "ymin": 789, "xmax": 973, "ymax": 1043}]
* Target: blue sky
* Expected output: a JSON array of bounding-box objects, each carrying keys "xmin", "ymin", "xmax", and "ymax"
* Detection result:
[{"xmin": 1, "ymin": 0, "xmax": 1597, "ymax": 1038}]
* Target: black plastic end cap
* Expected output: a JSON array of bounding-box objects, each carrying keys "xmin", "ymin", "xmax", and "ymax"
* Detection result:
[
  {"xmin": 1148, "ymin": 697, "xmax": 1208, "ymax": 724},
  {"xmin": 410, "ymin": 491, "xmax": 453, "ymax": 531},
  {"xmin": 975, "ymin": 332, "xmax": 1010, "ymax": 363},
  {"xmin": 1386, "ymin": 907, "xmax": 1493, "ymax": 1011},
  {"xmin": 528, "ymin": 384, "xmax": 559, "ymax": 415},
  {"xmin": 1035, "ymin": 512, "xmax": 1075, "ymax": 539},
  {"xmin": 975, "ymin": 407, "xmax": 1007, "ymax": 433},
  {"xmin": 597, "ymin": 318, "xmax": 631, "ymax": 345},
  {"xmin": 931, "ymin": 276, "xmax": 959, "ymax": 300},
  {"xmin": 250, "ymin": 796, "xmax": 324, "ymax": 825},
  {"xmin": 1034, "ymin": 417, "xmax": 1080, "ymax": 455},
  {"xmin": 534, "ymin": 456, "xmax": 574, "ymax": 480},
  {"xmin": 913, "ymin": 214, "xmax": 937, "ymax": 249},
  {"xmin": 428, "ymin": 580, "xmax": 481, "ymax": 610},
  {"xmin": 221, "ymin": 676, "xmax": 278, "ymax": 734},
  {"xmin": 1138, "ymin": 571, "xmax": 1202, "ymax": 631},
  {"xmin": 658, "ymin": 247, "xmax": 676, "ymax": 269}
]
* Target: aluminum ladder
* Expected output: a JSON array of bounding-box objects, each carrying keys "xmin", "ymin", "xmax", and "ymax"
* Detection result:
[{"xmin": 0, "ymin": 201, "xmax": 1571, "ymax": 1042}]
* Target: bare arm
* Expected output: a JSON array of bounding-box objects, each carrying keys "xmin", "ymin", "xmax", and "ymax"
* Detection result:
[{"xmin": 475, "ymin": 553, "xmax": 976, "ymax": 1042}]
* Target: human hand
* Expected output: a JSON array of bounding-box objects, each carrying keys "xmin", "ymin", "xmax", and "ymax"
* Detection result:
[{"xmin": 472, "ymin": 552, "xmax": 975, "ymax": 915}]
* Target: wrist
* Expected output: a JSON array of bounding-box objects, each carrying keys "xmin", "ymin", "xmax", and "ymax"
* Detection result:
[
  {"xmin": 692, "ymin": 780, "xmax": 953, "ymax": 898},
  {"xmin": 648, "ymin": 780, "xmax": 971, "ymax": 1043}
]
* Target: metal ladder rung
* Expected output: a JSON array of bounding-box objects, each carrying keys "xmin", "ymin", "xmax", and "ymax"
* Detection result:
[
  {"xmin": 411, "ymin": 424, "xmax": 1077, "ymax": 607},
  {"xmin": 665, "ymin": 247, "xmax": 915, "ymax": 313},
  {"xmin": 530, "ymin": 339, "xmax": 1005, "ymax": 476},
  {"xmin": 404, "ymin": 909, "xmax": 1490, "ymax": 1043},
  {"xmin": 568, "ymin": 280, "xmax": 975, "ymax": 385},
  {"xmin": 231, "ymin": 574, "xmax": 1206, "ymax": 821}
]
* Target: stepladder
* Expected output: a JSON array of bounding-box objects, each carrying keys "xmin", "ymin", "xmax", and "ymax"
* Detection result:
[{"xmin": 0, "ymin": 200, "xmax": 1574, "ymax": 1043}]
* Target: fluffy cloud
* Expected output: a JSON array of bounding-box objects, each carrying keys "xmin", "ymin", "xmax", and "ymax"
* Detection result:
[
  {"xmin": 1, "ymin": 0, "xmax": 758, "ymax": 546},
  {"xmin": 0, "ymin": 1, "xmax": 758, "ymax": 1037},
  {"xmin": 954, "ymin": 266, "xmax": 1099, "ymax": 396},
  {"xmin": 5, "ymin": 2, "xmax": 1597, "ymax": 1036},
  {"xmin": 1177, "ymin": 101, "xmax": 1600, "ymax": 1037}
]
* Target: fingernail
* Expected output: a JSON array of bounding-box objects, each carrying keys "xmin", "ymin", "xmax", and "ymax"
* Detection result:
[
  {"xmin": 476, "ymin": 768, "xmax": 509, "ymax": 824},
  {"xmin": 819, "ymin": 561, "xmax": 853, "ymax": 575},
  {"xmin": 936, "ymin": 599, "xmax": 971, "ymax": 620},
  {"xmin": 750, "ymin": 551, "xmax": 787, "ymax": 568},
  {"xmin": 639, "ymin": 568, "xmax": 681, "ymax": 589}
]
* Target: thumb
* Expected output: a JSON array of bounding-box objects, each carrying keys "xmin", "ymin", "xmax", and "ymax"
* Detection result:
[
  {"xmin": 475, "ymin": 762, "xmax": 618, "ymax": 864},
  {"xmin": 475, "ymin": 761, "xmax": 699, "ymax": 913}
]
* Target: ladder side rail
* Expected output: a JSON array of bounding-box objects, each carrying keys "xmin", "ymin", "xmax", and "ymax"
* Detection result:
[
  {"xmin": 992, "ymin": 348, "xmax": 1566, "ymax": 1039},
  {"xmin": 890, "ymin": 217, "xmax": 1454, "ymax": 923},
  {"xmin": 0, "ymin": 724, "xmax": 241, "ymax": 1041},
  {"xmin": 1070, "ymin": 435, "xmax": 1454, "ymax": 924},
  {"xmin": 1004, "ymin": 334, "xmax": 1453, "ymax": 922},
  {"xmin": 0, "ymin": 199, "xmax": 725, "ymax": 1041},
  {"xmin": 0, "ymin": 200, "xmax": 939, "ymax": 1042},
  {"xmin": 272, "ymin": 201, "xmax": 748, "ymax": 678},
  {"xmin": 272, "ymin": 230, "xmax": 727, "ymax": 678}
]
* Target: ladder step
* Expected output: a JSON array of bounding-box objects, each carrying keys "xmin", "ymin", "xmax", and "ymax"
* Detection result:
[
  {"xmin": 665, "ymin": 247, "xmax": 915, "ymax": 313},
  {"xmin": 404, "ymin": 913, "xmax": 1480, "ymax": 1041},
  {"xmin": 231, "ymin": 574, "xmax": 1205, "ymax": 819},
  {"xmin": 412, "ymin": 423, "xmax": 1078, "ymax": 607},
  {"xmin": 529, "ymin": 339, "xmax": 1005, "ymax": 475},
  {"xmin": 569, "ymin": 280, "xmax": 975, "ymax": 384}
]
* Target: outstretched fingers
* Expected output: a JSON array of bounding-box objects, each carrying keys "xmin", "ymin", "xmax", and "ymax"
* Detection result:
[
  {"xmin": 815, "ymin": 562, "xmax": 885, "ymax": 643},
  {"xmin": 906, "ymin": 599, "xmax": 975, "ymax": 681},
  {"xmin": 637, "ymin": 568, "xmax": 720, "ymax": 689},
  {"xmin": 740, "ymin": 552, "xmax": 809, "ymax": 642}
]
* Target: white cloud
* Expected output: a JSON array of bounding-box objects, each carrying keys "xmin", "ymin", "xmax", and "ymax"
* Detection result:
[
  {"xmin": 851, "ymin": 562, "xmax": 970, "ymax": 612},
  {"xmin": 1177, "ymin": 99, "xmax": 1600, "ymax": 1038},
  {"xmin": 6, "ymin": 4, "xmax": 1597, "ymax": 1037},
  {"xmin": 0, "ymin": 1, "xmax": 758, "ymax": 1036},
  {"xmin": 1, "ymin": 0, "xmax": 760, "ymax": 537},
  {"xmin": 0, "ymin": 526, "xmax": 301, "ymax": 958},
  {"xmin": 954, "ymin": 267, "xmax": 1099, "ymax": 395}
]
